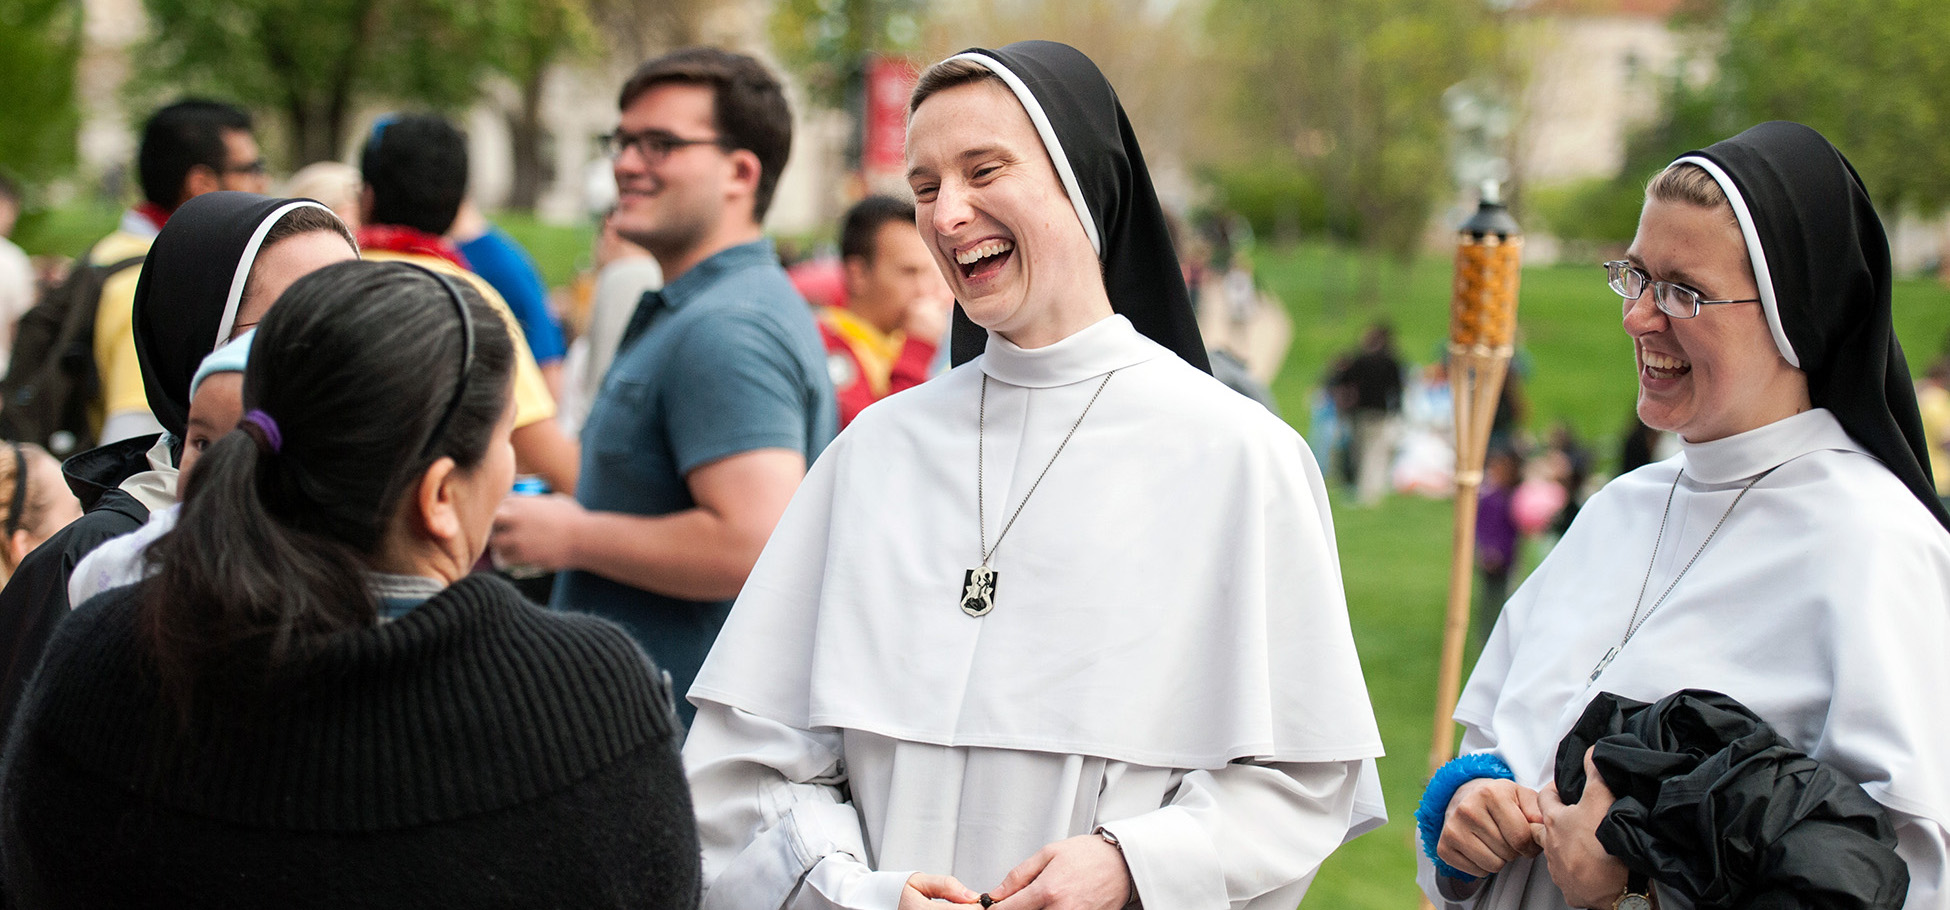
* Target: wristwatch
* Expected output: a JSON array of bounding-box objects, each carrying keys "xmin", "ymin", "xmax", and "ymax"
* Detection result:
[{"xmin": 1611, "ymin": 872, "xmax": 1655, "ymax": 910}]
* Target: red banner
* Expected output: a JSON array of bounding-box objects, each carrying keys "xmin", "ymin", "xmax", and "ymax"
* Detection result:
[{"xmin": 863, "ymin": 56, "xmax": 919, "ymax": 178}]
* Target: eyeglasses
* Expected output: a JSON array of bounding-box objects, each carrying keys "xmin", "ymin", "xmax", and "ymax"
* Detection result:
[
  {"xmin": 1603, "ymin": 260, "xmax": 1759, "ymax": 319},
  {"xmin": 601, "ymin": 129, "xmax": 727, "ymax": 162},
  {"xmin": 223, "ymin": 159, "xmax": 267, "ymax": 176}
]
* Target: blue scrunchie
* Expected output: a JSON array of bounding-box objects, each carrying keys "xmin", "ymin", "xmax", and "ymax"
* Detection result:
[{"xmin": 1417, "ymin": 752, "xmax": 1516, "ymax": 881}]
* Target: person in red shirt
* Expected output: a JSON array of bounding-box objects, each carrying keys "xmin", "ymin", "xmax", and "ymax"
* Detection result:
[{"xmin": 819, "ymin": 195, "xmax": 952, "ymax": 426}]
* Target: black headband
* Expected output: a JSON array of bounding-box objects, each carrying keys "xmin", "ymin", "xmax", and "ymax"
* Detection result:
[
  {"xmin": 4, "ymin": 443, "xmax": 25, "ymax": 539},
  {"xmin": 403, "ymin": 265, "xmax": 477, "ymax": 462}
]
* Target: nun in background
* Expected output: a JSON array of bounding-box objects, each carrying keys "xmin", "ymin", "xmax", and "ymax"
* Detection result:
[
  {"xmin": 0, "ymin": 192, "xmax": 356, "ymax": 732},
  {"xmin": 684, "ymin": 41, "xmax": 1385, "ymax": 910},
  {"xmin": 1420, "ymin": 122, "xmax": 1950, "ymax": 909}
]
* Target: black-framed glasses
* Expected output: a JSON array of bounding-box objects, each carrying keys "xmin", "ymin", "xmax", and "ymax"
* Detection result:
[
  {"xmin": 222, "ymin": 159, "xmax": 267, "ymax": 176},
  {"xmin": 601, "ymin": 129, "xmax": 727, "ymax": 162},
  {"xmin": 1603, "ymin": 260, "xmax": 1759, "ymax": 319}
]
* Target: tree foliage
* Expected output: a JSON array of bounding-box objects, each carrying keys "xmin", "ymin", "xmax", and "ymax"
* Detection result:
[
  {"xmin": 138, "ymin": 0, "xmax": 553, "ymax": 167},
  {"xmin": 771, "ymin": 0, "xmax": 929, "ymax": 112},
  {"xmin": 1204, "ymin": 0, "xmax": 1508, "ymax": 262},
  {"xmin": 919, "ymin": 0, "xmax": 1211, "ymax": 184},
  {"xmin": 0, "ymin": 0, "xmax": 83, "ymax": 187},
  {"xmin": 1713, "ymin": 0, "xmax": 1950, "ymax": 213}
]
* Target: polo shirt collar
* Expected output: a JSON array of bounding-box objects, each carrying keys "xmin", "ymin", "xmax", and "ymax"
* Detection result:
[{"xmin": 660, "ymin": 238, "xmax": 777, "ymax": 311}]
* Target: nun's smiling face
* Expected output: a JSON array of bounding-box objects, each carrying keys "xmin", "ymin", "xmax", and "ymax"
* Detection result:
[
  {"xmin": 906, "ymin": 80, "xmax": 1109, "ymax": 349},
  {"xmin": 1625, "ymin": 196, "xmax": 1809, "ymax": 442}
]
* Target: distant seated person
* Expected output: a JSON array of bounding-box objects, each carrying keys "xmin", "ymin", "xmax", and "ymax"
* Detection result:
[
  {"xmin": 819, "ymin": 195, "xmax": 952, "ymax": 426},
  {"xmin": 448, "ymin": 198, "xmax": 570, "ymax": 399},
  {"xmin": 0, "ymin": 261, "xmax": 700, "ymax": 909},
  {"xmin": 0, "ymin": 443, "xmax": 82, "ymax": 587},
  {"xmin": 356, "ymin": 113, "xmax": 580, "ymax": 493}
]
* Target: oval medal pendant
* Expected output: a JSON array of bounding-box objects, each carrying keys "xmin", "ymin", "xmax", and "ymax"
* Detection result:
[{"xmin": 961, "ymin": 566, "xmax": 997, "ymax": 617}]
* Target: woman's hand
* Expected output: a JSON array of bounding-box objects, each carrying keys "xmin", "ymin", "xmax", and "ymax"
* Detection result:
[
  {"xmin": 1538, "ymin": 748, "xmax": 1630, "ymax": 909},
  {"xmin": 1437, "ymin": 777, "xmax": 1545, "ymax": 878},
  {"xmin": 988, "ymin": 835, "xmax": 1133, "ymax": 910},
  {"xmin": 900, "ymin": 873, "xmax": 980, "ymax": 908}
]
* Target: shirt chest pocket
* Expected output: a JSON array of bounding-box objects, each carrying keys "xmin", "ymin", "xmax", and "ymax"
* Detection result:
[{"xmin": 584, "ymin": 375, "xmax": 662, "ymax": 466}]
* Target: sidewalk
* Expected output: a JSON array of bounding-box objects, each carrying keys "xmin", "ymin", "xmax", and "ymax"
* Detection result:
[{"xmin": 1196, "ymin": 276, "xmax": 1292, "ymax": 386}]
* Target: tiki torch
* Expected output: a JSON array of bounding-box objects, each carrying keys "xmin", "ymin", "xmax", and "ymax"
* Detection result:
[{"xmin": 1426, "ymin": 184, "xmax": 1523, "ymax": 776}]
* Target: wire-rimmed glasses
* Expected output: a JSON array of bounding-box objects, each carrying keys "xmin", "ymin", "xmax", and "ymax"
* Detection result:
[{"xmin": 1603, "ymin": 260, "xmax": 1759, "ymax": 319}]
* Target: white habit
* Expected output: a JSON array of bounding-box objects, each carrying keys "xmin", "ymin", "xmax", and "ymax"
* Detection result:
[
  {"xmin": 687, "ymin": 314, "xmax": 1386, "ymax": 910},
  {"xmin": 1419, "ymin": 408, "xmax": 1950, "ymax": 910}
]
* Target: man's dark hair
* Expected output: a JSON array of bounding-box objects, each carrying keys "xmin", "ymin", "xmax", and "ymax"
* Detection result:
[
  {"xmin": 840, "ymin": 195, "xmax": 915, "ymax": 264},
  {"xmin": 0, "ymin": 172, "xmax": 20, "ymax": 208},
  {"xmin": 360, "ymin": 114, "xmax": 469, "ymax": 235},
  {"xmin": 138, "ymin": 99, "xmax": 254, "ymax": 210},
  {"xmin": 618, "ymin": 48, "xmax": 793, "ymax": 221}
]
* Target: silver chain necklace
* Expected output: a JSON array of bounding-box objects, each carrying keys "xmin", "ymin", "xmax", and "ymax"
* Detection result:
[
  {"xmin": 1588, "ymin": 465, "xmax": 1779, "ymax": 683},
  {"xmin": 959, "ymin": 370, "xmax": 1116, "ymax": 617}
]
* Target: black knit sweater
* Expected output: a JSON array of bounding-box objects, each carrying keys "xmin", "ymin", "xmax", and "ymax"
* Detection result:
[{"xmin": 0, "ymin": 573, "xmax": 700, "ymax": 909}]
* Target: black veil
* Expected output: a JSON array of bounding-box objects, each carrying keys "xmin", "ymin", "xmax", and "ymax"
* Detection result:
[
  {"xmin": 936, "ymin": 41, "xmax": 1209, "ymax": 374},
  {"xmin": 1681, "ymin": 122, "xmax": 1950, "ymax": 531}
]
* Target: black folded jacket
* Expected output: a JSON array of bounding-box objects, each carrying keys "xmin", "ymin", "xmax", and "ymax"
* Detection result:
[{"xmin": 1555, "ymin": 689, "xmax": 1908, "ymax": 910}]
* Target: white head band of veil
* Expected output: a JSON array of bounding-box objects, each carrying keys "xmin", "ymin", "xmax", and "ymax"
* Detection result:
[
  {"xmin": 1669, "ymin": 155, "xmax": 1799, "ymax": 368},
  {"xmin": 943, "ymin": 51, "xmax": 1103, "ymax": 256},
  {"xmin": 216, "ymin": 200, "xmax": 335, "ymax": 348}
]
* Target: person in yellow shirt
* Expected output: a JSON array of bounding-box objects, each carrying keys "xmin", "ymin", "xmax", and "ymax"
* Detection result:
[
  {"xmin": 354, "ymin": 113, "xmax": 579, "ymax": 494},
  {"xmin": 94, "ymin": 100, "xmax": 269, "ymax": 445},
  {"xmin": 816, "ymin": 195, "xmax": 952, "ymax": 426}
]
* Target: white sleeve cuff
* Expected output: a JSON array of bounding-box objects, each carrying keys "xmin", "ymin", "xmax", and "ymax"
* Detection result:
[
  {"xmin": 704, "ymin": 801, "xmax": 893, "ymax": 910},
  {"xmin": 1101, "ymin": 806, "xmax": 1228, "ymax": 910}
]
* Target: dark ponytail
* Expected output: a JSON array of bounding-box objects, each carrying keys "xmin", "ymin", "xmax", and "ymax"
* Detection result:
[{"xmin": 141, "ymin": 260, "xmax": 514, "ymax": 716}]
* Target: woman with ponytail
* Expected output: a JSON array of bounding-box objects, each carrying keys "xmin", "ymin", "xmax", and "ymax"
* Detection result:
[{"xmin": 0, "ymin": 260, "xmax": 699, "ymax": 909}]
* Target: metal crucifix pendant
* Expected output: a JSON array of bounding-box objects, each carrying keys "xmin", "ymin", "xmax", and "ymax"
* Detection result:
[
  {"xmin": 961, "ymin": 566, "xmax": 997, "ymax": 617},
  {"xmin": 1588, "ymin": 647, "xmax": 1619, "ymax": 683}
]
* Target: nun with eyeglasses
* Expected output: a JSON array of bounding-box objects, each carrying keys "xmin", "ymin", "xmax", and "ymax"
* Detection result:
[{"xmin": 1419, "ymin": 123, "xmax": 1950, "ymax": 910}]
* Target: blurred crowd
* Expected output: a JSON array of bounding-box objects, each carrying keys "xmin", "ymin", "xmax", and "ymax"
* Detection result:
[{"xmin": 0, "ymin": 29, "xmax": 1941, "ymax": 910}]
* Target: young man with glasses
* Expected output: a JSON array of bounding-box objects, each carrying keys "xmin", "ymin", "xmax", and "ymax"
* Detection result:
[
  {"xmin": 92, "ymin": 99, "xmax": 269, "ymax": 446},
  {"xmin": 489, "ymin": 48, "xmax": 836, "ymax": 728}
]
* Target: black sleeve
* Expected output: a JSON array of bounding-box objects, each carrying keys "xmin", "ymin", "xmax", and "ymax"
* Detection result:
[{"xmin": 0, "ymin": 501, "xmax": 143, "ymax": 733}]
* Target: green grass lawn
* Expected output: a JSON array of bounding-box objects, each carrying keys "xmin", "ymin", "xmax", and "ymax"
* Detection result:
[{"xmin": 1267, "ymin": 242, "xmax": 1950, "ymax": 908}]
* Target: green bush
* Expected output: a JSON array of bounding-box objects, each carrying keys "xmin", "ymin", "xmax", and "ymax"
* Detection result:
[
  {"xmin": 1204, "ymin": 159, "xmax": 1331, "ymax": 244},
  {"xmin": 1529, "ymin": 176, "xmax": 1643, "ymax": 248}
]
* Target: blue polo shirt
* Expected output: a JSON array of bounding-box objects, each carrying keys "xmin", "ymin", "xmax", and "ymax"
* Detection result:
[{"xmin": 553, "ymin": 238, "xmax": 836, "ymax": 727}]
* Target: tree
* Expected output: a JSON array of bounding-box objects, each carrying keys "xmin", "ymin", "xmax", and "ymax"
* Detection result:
[
  {"xmin": 0, "ymin": 0, "xmax": 83, "ymax": 187},
  {"xmin": 139, "ymin": 0, "xmax": 513, "ymax": 167},
  {"xmin": 1713, "ymin": 0, "xmax": 1950, "ymax": 214},
  {"xmin": 770, "ymin": 0, "xmax": 929, "ymax": 175},
  {"xmin": 919, "ymin": 0, "xmax": 1212, "ymax": 183},
  {"xmin": 475, "ymin": 0, "xmax": 600, "ymax": 210},
  {"xmin": 771, "ymin": 0, "xmax": 929, "ymax": 111},
  {"xmin": 1204, "ymin": 0, "xmax": 1507, "ymax": 271}
]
